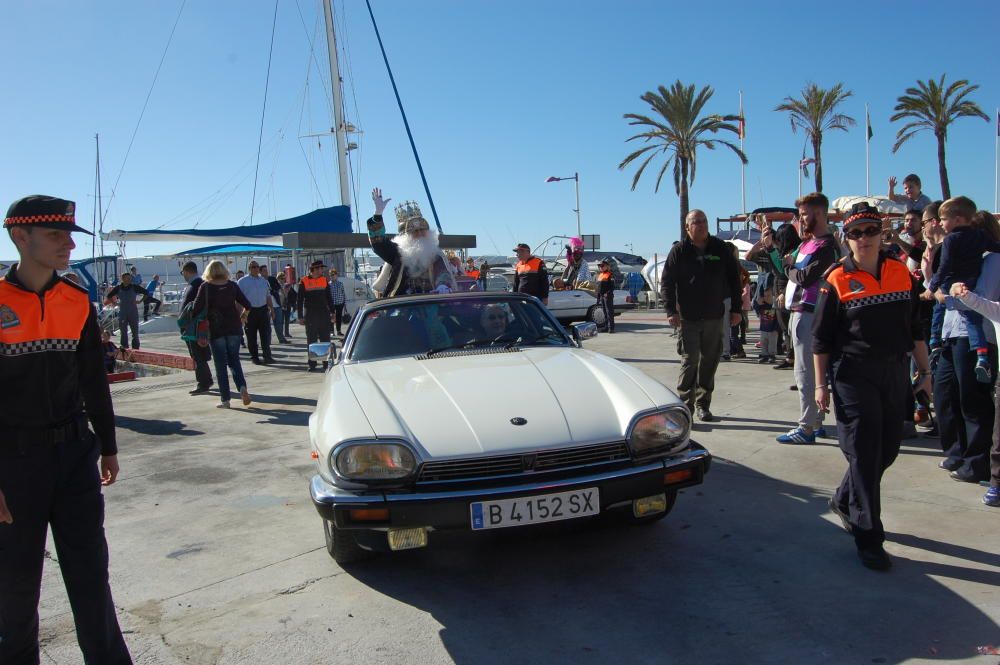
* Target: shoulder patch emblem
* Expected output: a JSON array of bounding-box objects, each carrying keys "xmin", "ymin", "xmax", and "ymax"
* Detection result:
[
  {"xmin": 0, "ymin": 304, "xmax": 21, "ymax": 329},
  {"xmin": 848, "ymin": 279, "xmax": 866, "ymax": 294}
]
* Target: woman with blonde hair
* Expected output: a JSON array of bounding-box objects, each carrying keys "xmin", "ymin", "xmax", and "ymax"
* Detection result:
[{"xmin": 194, "ymin": 260, "xmax": 254, "ymax": 408}]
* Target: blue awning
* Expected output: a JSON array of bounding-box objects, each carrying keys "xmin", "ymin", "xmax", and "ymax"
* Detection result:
[
  {"xmin": 173, "ymin": 243, "xmax": 289, "ymax": 256},
  {"xmin": 101, "ymin": 205, "xmax": 352, "ymax": 243}
]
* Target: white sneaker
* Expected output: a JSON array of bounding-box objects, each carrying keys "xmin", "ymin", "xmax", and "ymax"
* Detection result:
[{"xmin": 217, "ymin": 401, "xmax": 230, "ymax": 409}]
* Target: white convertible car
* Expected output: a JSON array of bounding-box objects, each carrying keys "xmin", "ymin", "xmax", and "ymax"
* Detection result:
[{"xmin": 307, "ymin": 292, "xmax": 711, "ymax": 563}]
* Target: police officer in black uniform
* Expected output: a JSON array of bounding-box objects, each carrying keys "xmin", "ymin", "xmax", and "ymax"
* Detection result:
[
  {"xmin": 297, "ymin": 259, "xmax": 336, "ymax": 371},
  {"xmin": 0, "ymin": 195, "xmax": 132, "ymax": 663},
  {"xmin": 813, "ymin": 203, "xmax": 932, "ymax": 571}
]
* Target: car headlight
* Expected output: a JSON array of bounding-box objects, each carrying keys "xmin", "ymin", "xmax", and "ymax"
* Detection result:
[
  {"xmin": 334, "ymin": 442, "xmax": 417, "ymax": 481},
  {"xmin": 628, "ymin": 408, "xmax": 690, "ymax": 456}
]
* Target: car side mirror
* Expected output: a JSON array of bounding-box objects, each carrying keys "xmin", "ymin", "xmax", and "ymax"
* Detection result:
[
  {"xmin": 308, "ymin": 342, "xmax": 335, "ymax": 365},
  {"xmin": 571, "ymin": 321, "xmax": 598, "ymax": 345}
]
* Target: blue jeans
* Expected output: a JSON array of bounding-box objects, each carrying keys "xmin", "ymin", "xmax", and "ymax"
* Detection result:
[
  {"xmin": 271, "ymin": 306, "xmax": 287, "ymax": 342},
  {"xmin": 962, "ymin": 309, "xmax": 988, "ymax": 351},
  {"xmin": 930, "ymin": 301, "xmax": 945, "ymax": 346},
  {"xmin": 209, "ymin": 335, "xmax": 247, "ymax": 403}
]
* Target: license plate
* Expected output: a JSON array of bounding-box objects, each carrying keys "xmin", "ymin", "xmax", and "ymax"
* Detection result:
[{"xmin": 470, "ymin": 487, "xmax": 599, "ymax": 530}]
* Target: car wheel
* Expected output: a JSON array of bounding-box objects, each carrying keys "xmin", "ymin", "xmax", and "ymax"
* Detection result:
[
  {"xmin": 586, "ymin": 305, "xmax": 608, "ymax": 332},
  {"xmin": 323, "ymin": 518, "xmax": 375, "ymax": 564},
  {"xmin": 626, "ymin": 490, "xmax": 677, "ymax": 525}
]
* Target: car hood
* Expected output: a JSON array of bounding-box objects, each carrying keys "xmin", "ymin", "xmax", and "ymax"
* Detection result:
[{"xmin": 339, "ymin": 347, "xmax": 680, "ymax": 458}]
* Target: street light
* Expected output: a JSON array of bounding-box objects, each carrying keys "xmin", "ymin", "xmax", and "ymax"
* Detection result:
[{"xmin": 545, "ymin": 172, "xmax": 581, "ymax": 238}]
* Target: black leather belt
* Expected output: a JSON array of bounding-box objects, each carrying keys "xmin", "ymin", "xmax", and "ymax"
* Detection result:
[{"xmin": 4, "ymin": 416, "xmax": 89, "ymax": 449}]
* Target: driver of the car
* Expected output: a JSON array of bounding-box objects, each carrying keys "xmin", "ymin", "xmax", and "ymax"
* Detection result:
[{"xmin": 480, "ymin": 304, "xmax": 509, "ymax": 337}]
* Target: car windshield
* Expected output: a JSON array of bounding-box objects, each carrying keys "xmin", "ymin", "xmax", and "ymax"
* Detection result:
[{"xmin": 349, "ymin": 296, "xmax": 570, "ymax": 362}]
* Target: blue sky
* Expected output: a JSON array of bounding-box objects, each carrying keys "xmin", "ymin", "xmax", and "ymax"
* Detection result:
[{"xmin": 2, "ymin": 0, "xmax": 999, "ymax": 263}]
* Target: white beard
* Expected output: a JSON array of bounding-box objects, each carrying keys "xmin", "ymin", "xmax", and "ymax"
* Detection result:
[{"xmin": 393, "ymin": 230, "xmax": 441, "ymax": 275}]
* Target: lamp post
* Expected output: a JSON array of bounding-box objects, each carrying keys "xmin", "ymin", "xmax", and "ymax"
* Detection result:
[{"xmin": 545, "ymin": 173, "xmax": 581, "ymax": 238}]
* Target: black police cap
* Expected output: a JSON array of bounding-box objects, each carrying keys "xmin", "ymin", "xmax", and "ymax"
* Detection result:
[{"xmin": 4, "ymin": 195, "xmax": 93, "ymax": 235}]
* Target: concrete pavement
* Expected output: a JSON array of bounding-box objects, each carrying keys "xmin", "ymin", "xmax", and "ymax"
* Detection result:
[{"xmin": 35, "ymin": 313, "xmax": 999, "ymax": 664}]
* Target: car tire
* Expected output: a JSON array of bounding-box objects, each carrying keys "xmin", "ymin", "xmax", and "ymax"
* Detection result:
[
  {"xmin": 323, "ymin": 518, "xmax": 375, "ymax": 564},
  {"xmin": 586, "ymin": 305, "xmax": 609, "ymax": 332},
  {"xmin": 626, "ymin": 490, "xmax": 677, "ymax": 525}
]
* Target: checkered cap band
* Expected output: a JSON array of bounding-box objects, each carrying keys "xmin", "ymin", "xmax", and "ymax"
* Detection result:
[
  {"xmin": 0, "ymin": 338, "xmax": 80, "ymax": 356},
  {"xmin": 843, "ymin": 210, "xmax": 882, "ymax": 229},
  {"xmin": 4, "ymin": 214, "xmax": 76, "ymax": 226}
]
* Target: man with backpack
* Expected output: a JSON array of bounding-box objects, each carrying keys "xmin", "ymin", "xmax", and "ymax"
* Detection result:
[{"xmin": 179, "ymin": 261, "xmax": 213, "ymax": 394}]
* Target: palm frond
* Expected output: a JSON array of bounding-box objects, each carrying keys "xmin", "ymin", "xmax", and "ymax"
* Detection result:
[
  {"xmin": 890, "ymin": 74, "xmax": 989, "ymax": 146},
  {"xmin": 619, "ymin": 80, "xmax": 746, "ymax": 200}
]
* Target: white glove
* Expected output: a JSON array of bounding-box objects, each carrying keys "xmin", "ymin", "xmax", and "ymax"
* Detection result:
[
  {"xmin": 433, "ymin": 284, "xmax": 452, "ymax": 294},
  {"xmin": 372, "ymin": 187, "xmax": 391, "ymax": 216}
]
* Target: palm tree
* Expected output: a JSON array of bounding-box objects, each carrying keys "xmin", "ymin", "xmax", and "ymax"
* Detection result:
[
  {"xmin": 890, "ymin": 75, "xmax": 988, "ymax": 199},
  {"xmin": 774, "ymin": 82, "xmax": 855, "ymax": 193},
  {"xmin": 619, "ymin": 81, "xmax": 747, "ymax": 238}
]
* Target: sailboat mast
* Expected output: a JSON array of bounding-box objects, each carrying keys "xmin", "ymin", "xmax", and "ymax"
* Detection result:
[
  {"xmin": 96, "ymin": 134, "xmax": 106, "ymax": 266},
  {"xmin": 322, "ymin": 0, "xmax": 352, "ymax": 211}
]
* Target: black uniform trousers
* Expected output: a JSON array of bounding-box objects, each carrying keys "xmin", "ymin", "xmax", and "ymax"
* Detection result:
[
  {"xmin": 0, "ymin": 425, "xmax": 131, "ymax": 665},
  {"xmin": 830, "ymin": 355, "xmax": 907, "ymax": 549},
  {"xmin": 185, "ymin": 340, "xmax": 214, "ymax": 389},
  {"xmin": 934, "ymin": 337, "xmax": 995, "ymax": 480},
  {"xmin": 598, "ymin": 293, "xmax": 614, "ymax": 332},
  {"xmin": 305, "ymin": 311, "xmax": 332, "ymax": 368},
  {"xmin": 244, "ymin": 306, "xmax": 272, "ymax": 362}
]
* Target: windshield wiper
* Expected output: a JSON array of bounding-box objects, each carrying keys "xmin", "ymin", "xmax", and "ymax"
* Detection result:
[{"xmin": 425, "ymin": 334, "xmax": 523, "ymax": 356}]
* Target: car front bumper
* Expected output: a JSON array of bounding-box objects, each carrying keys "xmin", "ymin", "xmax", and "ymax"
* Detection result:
[{"xmin": 310, "ymin": 442, "xmax": 711, "ymax": 531}]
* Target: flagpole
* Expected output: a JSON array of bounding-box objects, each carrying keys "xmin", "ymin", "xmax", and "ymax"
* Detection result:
[
  {"xmin": 865, "ymin": 103, "xmax": 870, "ymax": 197},
  {"xmin": 994, "ymin": 107, "xmax": 998, "ymax": 213},
  {"xmin": 740, "ymin": 90, "xmax": 746, "ymax": 214}
]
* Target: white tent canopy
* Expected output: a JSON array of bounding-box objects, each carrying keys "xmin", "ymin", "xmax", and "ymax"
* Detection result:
[{"xmin": 831, "ymin": 195, "xmax": 908, "ymax": 215}]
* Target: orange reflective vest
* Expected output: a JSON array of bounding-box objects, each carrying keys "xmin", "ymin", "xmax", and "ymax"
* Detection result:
[
  {"xmin": 0, "ymin": 267, "xmax": 117, "ymax": 453},
  {"xmin": 813, "ymin": 254, "xmax": 922, "ymax": 359},
  {"xmin": 514, "ymin": 256, "xmax": 548, "ymax": 300},
  {"xmin": 298, "ymin": 275, "xmax": 333, "ymax": 318}
]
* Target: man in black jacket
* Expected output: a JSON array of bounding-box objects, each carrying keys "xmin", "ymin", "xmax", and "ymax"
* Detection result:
[
  {"xmin": 660, "ymin": 209, "xmax": 742, "ymax": 421},
  {"xmin": 181, "ymin": 261, "xmax": 213, "ymax": 394}
]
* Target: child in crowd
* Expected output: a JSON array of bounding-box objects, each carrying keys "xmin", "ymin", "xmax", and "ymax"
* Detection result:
[
  {"xmin": 101, "ymin": 329, "xmax": 118, "ymax": 374},
  {"xmin": 929, "ymin": 197, "xmax": 997, "ymax": 382},
  {"xmin": 754, "ymin": 271, "xmax": 779, "ymax": 363}
]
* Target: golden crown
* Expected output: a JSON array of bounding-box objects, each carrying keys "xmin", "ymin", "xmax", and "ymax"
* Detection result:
[{"xmin": 394, "ymin": 200, "xmax": 429, "ymax": 234}]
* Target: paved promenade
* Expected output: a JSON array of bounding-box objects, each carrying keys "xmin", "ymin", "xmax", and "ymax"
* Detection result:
[{"xmin": 37, "ymin": 312, "xmax": 999, "ymax": 664}]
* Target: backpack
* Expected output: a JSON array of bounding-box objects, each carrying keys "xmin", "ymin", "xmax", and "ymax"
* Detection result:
[{"xmin": 177, "ymin": 300, "xmax": 209, "ymax": 344}]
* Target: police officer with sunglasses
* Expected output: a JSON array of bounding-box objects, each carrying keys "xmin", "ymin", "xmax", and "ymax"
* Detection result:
[{"xmin": 812, "ymin": 203, "xmax": 932, "ymax": 571}]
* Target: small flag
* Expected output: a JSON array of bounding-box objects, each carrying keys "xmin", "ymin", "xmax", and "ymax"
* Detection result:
[
  {"xmin": 866, "ymin": 108, "xmax": 873, "ymax": 141},
  {"xmin": 738, "ymin": 91, "xmax": 746, "ymax": 140},
  {"xmin": 800, "ymin": 155, "xmax": 816, "ymax": 178}
]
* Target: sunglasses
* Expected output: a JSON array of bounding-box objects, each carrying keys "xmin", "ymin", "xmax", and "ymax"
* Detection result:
[
  {"xmin": 845, "ymin": 226, "xmax": 882, "ymax": 240},
  {"xmin": 485, "ymin": 315, "xmax": 505, "ymax": 322}
]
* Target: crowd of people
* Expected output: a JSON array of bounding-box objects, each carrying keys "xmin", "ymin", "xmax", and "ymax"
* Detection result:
[{"xmin": 659, "ymin": 174, "xmax": 1000, "ymax": 571}]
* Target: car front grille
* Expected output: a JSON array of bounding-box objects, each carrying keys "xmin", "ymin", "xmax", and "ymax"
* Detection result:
[{"xmin": 416, "ymin": 441, "xmax": 631, "ymax": 484}]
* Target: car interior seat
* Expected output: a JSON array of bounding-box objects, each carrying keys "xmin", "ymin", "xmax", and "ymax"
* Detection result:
[{"xmin": 352, "ymin": 314, "xmax": 428, "ymax": 359}]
